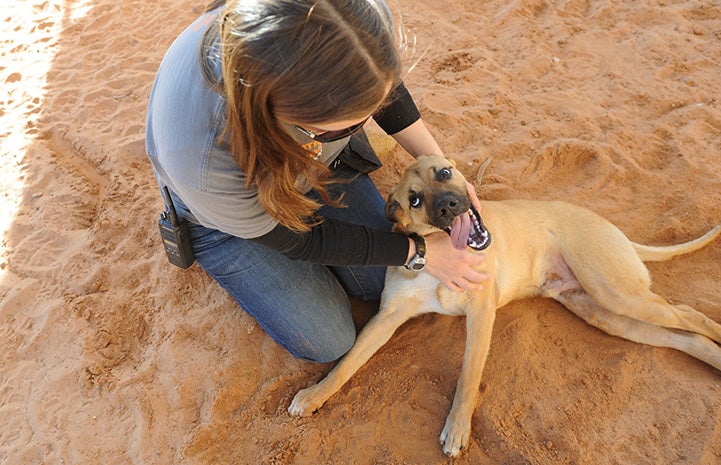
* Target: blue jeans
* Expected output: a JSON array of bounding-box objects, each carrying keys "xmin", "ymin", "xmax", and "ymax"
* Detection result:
[{"xmin": 174, "ymin": 172, "xmax": 391, "ymax": 363}]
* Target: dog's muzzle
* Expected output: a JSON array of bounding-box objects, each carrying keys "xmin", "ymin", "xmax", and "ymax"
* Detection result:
[
  {"xmin": 431, "ymin": 192, "xmax": 470, "ymax": 230},
  {"xmin": 446, "ymin": 204, "xmax": 492, "ymax": 251}
]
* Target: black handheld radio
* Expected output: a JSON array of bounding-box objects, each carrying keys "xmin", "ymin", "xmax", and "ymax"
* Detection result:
[{"xmin": 158, "ymin": 186, "xmax": 195, "ymax": 269}]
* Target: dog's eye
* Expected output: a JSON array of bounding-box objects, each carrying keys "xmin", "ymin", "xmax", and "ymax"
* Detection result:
[
  {"xmin": 437, "ymin": 167, "xmax": 452, "ymax": 181},
  {"xmin": 409, "ymin": 193, "xmax": 422, "ymax": 208}
]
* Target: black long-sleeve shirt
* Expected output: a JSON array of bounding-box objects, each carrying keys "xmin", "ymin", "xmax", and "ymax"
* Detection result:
[{"xmin": 250, "ymin": 83, "xmax": 421, "ymax": 266}]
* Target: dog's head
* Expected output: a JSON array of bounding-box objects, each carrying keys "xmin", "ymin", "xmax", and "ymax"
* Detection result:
[
  {"xmin": 386, "ymin": 155, "xmax": 469, "ymax": 233},
  {"xmin": 386, "ymin": 155, "xmax": 490, "ymax": 250}
]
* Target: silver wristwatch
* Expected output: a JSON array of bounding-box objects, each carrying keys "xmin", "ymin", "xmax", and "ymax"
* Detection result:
[{"xmin": 405, "ymin": 233, "xmax": 427, "ymax": 272}]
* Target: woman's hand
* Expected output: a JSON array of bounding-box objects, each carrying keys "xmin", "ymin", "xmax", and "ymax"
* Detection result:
[
  {"xmin": 423, "ymin": 231, "xmax": 489, "ymax": 292},
  {"xmin": 466, "ymin": 181, "xmax": 482, "ymax": 212}
]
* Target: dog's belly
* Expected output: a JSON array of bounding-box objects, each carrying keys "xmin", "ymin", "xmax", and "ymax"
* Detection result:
[
  {"xmin": 540, "ymin": 254, "xmax": 581, "ymax": 298},
  {"xmin": 495, "ymin": 251, "xmax": 581, "ymax": 306}
]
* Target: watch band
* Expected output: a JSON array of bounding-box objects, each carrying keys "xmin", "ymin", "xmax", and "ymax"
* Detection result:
[
  {"xmin": 409, "ymin": 233, "xmax": 425, "ymax": 256},
  {"xmin": 405, "ymin": 233, "xmax": 427, "ymax": 271}
]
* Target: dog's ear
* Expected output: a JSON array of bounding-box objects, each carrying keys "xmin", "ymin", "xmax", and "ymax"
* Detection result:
[{"xmin": 385, "ymin": 198, "xmax": 401, "ymax": 223}]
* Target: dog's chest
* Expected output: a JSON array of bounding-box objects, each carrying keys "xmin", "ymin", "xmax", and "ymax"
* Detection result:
[
  {"xmin": 383, "ymin": 269, "xmax": 469, "ymax": 316},
  {"xmin": 383, "ymin": 269, "xmax": 442, "ymax": 312}
]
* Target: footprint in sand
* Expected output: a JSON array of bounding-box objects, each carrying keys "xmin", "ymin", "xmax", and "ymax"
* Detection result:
[
  {"xmin": 8, "ymin": 131, "xmax": 107, "ymax": 275},
  {"xmin": 517, "ymin": 140, "xmax": 629, "ymax": 194}
]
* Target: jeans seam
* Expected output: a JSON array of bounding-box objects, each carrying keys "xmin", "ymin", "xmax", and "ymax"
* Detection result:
[{"xmin": 338, "ymin": 265, "xmax": 370, "ymax": 301}]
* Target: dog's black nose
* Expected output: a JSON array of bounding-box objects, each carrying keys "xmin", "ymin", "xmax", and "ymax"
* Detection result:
[
  {"xmin": 441, "ymin": 199, "xmax": 458, "ymax": 216},
  {"xmin": 432, "ymin": 192, "xmax": 469, "ymax": 227}
]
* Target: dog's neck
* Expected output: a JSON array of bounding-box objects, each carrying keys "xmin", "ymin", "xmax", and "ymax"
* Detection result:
[{"xmin": 391, "ymin": 223, "xmax": 443, "ymax": 238}]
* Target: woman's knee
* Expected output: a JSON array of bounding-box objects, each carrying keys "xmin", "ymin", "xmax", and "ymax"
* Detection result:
[{"xmin": 288, "ymin": 324, "xmax": 356, "ymax": 363}]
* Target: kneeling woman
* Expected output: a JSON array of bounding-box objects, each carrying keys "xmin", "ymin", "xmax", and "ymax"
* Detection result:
[{"xmin": 145, "ymin": 0, "xmax": 487, "ymax": 362}]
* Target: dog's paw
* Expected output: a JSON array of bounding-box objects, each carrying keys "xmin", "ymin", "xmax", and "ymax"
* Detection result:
[
  {"xmin": 439, "ymin": 416, "xmax": 471, "ymax": 457},
  {"xmin": 287, "ymin": 385, "xmax": 326, "ymax": 417}
]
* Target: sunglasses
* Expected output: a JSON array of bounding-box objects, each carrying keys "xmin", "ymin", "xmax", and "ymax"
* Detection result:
[{"xmin": 294, "ymin": 116, "xmax": 369, "ymax": 143}]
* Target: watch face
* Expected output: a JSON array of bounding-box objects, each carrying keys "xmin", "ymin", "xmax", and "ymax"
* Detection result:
[{"xmin": 409, "ymin": 255, "xmax": 426, "ymax": 271}]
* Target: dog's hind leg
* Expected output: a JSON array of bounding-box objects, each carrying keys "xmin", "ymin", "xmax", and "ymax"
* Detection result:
[
  {"xmin": 288, "ymin": 298, "xmax": 421, "ymax": 417},
  {"xmin": 671, "ymin": 303, "xmax": 721, "ymax": 343},
  {"xmin": 560, "ymin": 246, "xmax": 721, "ymax": 343},
  {"xmin": 590, "ymin": 287, "xmax": 721, "ymax": 344},
  {"xmin": 555, "ymin": 291, "xmax": 721, "ymax": 371}
]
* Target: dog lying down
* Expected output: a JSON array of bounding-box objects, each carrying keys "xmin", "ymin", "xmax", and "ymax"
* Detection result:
[{"xmin": 289, "ymin": 154, "xmax": 721, "ymax": 457}]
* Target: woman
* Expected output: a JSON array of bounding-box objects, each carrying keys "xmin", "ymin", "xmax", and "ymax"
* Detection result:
[{"xmin": 145, "ymin": 0, "xmax": 487, "ymax": 363}]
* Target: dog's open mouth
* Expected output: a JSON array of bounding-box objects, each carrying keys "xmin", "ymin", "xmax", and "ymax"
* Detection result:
[{"xmin": 447, "ymin": 205, "xmax": 491, "ymax": 251}]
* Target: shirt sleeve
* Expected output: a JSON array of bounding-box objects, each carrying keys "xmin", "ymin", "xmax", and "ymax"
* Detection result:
[
  {"xmin": 372, "ymin": 81, "xmax": 421, "ymax": 135},
  {"xmin": 249, "ymin": 218, "xmax": 410, "ymax": 266}
]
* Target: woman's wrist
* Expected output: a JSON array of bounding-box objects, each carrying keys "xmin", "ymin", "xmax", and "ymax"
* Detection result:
[
  {"xmin": 405, "ymin": 236, "xmax": 416, "ymax": 266},
  {"xmin": 404, "ymin": 234, "xmax": 427, "ymax": 271}
]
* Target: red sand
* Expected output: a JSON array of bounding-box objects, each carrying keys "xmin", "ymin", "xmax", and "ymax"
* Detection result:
[{"xmin": 2, "ymin": 1, "xmax": 720, "ymax": 463}]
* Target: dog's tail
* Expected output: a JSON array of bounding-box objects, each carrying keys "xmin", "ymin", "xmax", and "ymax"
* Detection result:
[{"xmin": 633, "ymin": 224, "xmax": 721, "ymax": 262}]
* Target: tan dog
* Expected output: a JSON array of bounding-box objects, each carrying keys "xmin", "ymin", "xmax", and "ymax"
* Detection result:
[{"xmin": 289, "ymin": 154, "xmax": 721, "ymax": 457}]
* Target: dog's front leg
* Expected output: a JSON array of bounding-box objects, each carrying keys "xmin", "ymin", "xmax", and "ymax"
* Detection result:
[
  {"xmin": 289, "ymin": 300, "xmax": 419, "ymax": 417},
  {"xmin": 440, "ymin": 302, "xmax": 496, "ymax": 457}
]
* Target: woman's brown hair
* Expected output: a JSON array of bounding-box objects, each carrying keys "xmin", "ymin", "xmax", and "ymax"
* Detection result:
[{"xmin": 202, "ymin": 0, "xmax": 401, "ymax": 232}]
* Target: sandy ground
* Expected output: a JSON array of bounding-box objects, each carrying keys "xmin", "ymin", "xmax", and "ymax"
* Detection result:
[{"xmin": 2, "ymin": 0, "xmax": 721, "ymax": 464}]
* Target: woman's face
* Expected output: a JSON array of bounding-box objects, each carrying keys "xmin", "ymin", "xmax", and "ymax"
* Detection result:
[
  {"xmin": 302, "ymin": 115, "xmax": 370, "ymax": 134},
  {"xmin": 291, "ymin": 115, "xmax": 369, "ymax": 142},
  {"xmin": 284, "ymin": 80, "xmax": 393, "ymax": 143}
]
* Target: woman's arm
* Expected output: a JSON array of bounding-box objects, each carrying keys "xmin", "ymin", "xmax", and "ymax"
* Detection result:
[
  {"xmin": 372, "ymin": 82, "xmax": 442, "ymax": 158},
  {"xmin": 389, "ymin": 118, "xmax": 443, "ymax": 158},
  {"xmin": 374, "ymin": 84, "xmax": 488, "ymax": 290},
  {"xmin": 249, "ymin": 218, "xmax": 410, "ymax": 266},
  {"xmin": 252, "ymin": 220, "xmax": 487, "ymax": 291}
]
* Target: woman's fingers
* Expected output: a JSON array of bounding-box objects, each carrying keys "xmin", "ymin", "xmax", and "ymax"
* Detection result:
[{"xmin": 424, "ymin": 231, "xmax": 490, "ymax": 291}]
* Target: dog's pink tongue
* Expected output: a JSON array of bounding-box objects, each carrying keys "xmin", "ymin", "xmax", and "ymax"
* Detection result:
[{"xmin": 450, "ymin": 212, "xmax": 471, "ymax": 250}]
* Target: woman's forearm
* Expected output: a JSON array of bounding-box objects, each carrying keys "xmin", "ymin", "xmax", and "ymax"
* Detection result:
[{"xmin": 391, "ymin": 118, "xmax": 444, "ymax": 158}]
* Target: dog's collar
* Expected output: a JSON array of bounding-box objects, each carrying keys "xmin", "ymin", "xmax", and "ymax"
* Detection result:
[{"xmin": 445, "ymin": 205, "xmax": 492, "ymax": 251}]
